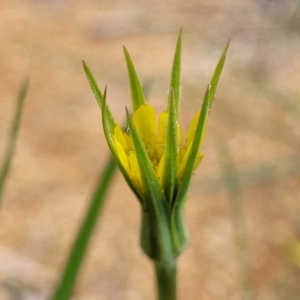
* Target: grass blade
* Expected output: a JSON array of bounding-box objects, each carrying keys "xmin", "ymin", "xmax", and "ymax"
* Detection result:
[
  {"xmin": 0, "ymin": 79, "xmax": 29, "ymax": 205},
  {"xmin": 51, "ymin": 157, "xmax": 117, "ymax": 300},
  {"xmin": 217, "ymin": 138, "xmax": 255, "ymax": 300}
]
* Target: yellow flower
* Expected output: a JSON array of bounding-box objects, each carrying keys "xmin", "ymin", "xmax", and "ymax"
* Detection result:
[
  {"xmin": 83, "ymin": 30, "xmax": 229, "ymax": 262},
  {"xmin": 110, "ymin": 103, "xmax": 203, "ymax": 200}
]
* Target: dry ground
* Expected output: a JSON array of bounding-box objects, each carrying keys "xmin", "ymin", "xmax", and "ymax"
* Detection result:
[{"xmin": 0, "ymin": 0, "xmax": 300, "ymax": 299}]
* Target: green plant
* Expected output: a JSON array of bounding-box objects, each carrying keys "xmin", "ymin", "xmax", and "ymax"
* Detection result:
[{"xmin": 83, "ymin": 30, "xmax": 228, "ymax": 300}]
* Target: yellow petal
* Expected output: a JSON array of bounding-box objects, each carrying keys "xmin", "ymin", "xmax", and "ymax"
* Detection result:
[
  {"xmin": 124, "ymin": 130, "xmax": 134, "ymax": 152},
  {"xmin": 128, "ymin": 151, "xmax": 141, "ymax": 182},
  {"xmin": 194, "ymin": 152, "xmax": 204, "ymax": 170},
  {"xmin": 114, "ymin": 138, "xmax": 130, "ymax": 174},
  {"xmin": 132, "ymin": 103, "xmax": 156, "ymax": 145},
  {"xmin": 184, "ymin": 111, "xmax": 200, "ymax": 148},
  {"xmin": 157, "ymin": 152, "xmax": 165, "ymax": 184},
  {"xmin": 114, "ymin": 125, "xmax": 129, "ymax": 153},
  {"xmin": 177, "ymin": 142, "xmax": 204, "ymax": 181},
  {"xmin": 184, "ymin": 111, "xmax": 207, "ymax": 149},
  {"xmin": 128, "ymin": 151, "xmax": 143, "ymax": 195}
]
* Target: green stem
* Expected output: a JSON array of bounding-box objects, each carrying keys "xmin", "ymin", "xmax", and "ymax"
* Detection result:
[{"xmin": 154, "ymin": 260, "xmax": 177, "ymax": 300}]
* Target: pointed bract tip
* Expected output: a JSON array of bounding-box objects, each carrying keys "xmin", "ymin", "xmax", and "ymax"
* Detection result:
[
  {"xmin": 122, "ymin": 45, "xmax": 128, "ymax": 53},
  {"xmin": 125, "ymin": 106, "xmax": 131, "ymax": 117},
  {"xmin": 102, "ymin": 85, "xmax": 108, "ymax": 103},
  {"xmin": 82, "ymin": 60, "xmax": 88, "ymax": 68},
  {"xmin": 224, "ymin": 39, "xmax": 230, "ymax": 52},
  {"xmin": 22, "ymin": 76, "xmax": 30, "ymax": 87}
]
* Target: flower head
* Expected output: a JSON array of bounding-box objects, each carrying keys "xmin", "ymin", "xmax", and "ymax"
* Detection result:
[{"xmin": 83, "ymin": 30, "xmax": 228, "ymax": 262}]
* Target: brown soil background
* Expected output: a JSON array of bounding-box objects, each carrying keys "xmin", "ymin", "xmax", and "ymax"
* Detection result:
[{"xmin": 0, "ymin": 0, "xmax": 300, "ymax": 299}]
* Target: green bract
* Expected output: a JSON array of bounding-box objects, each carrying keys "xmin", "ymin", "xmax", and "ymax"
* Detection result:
[{"xmin": 83, "ymin": 31, "xmax": 229, "ymax": 262}]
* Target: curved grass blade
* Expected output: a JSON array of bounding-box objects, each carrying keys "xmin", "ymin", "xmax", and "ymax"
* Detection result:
[
  {"xmin": 0, "ymin": 79, "xmax": 29, "ymax": 205},
  {"xmin": 123, "ymin": 46, "xmax": 146, "ymax": 112},
  {"xmin": 82, "ymin": 61, "xmax": 116, "ymax": 128},
  {"xmin": 210, "ymin": 40, "xmax": 230, "ymax": 106},
  {"xmin": 51, "ymin": 157, "xmax": 117, "ymax": 300},
  {"xmin": 169, "ymin": 28, "xmax": 182, "ymax": 116}
]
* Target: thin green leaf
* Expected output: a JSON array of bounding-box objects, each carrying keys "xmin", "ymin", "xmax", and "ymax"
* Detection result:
[
  {"xmin": 0, "ymin": 79, "xmax": 28, "ymax": 205},
  {"xmin": 123, "ymin": 46, "xmax": 146, "ymax": 112},
  {"xmin": 126, "ymin": 109, "xmax": 174, "ymax": 261},
  {"xmin": 173, "ymin": 85, "xmax": 211, "ymax": 209},
  {"xmin": 82, "ymin": 61, "xmax": 115, "ymax": 127},
  {"xmin": 51, "ymin": 157, "xmax": 117, "ymax": 300},
  {"xmin": 169, "ymin": 28, "xmax": 182, "ymax": 116},
  {"xmin": 162, "ymin": 90, "xmax": 178, "ymax": 205},
  {"xmin": 210, "ymin": 40, "xmax": 230, "ymax": 106}
]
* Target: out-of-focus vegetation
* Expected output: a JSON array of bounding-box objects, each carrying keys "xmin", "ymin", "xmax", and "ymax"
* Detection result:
[{"xmin": 0, "ymin": 1, "xmax": 300, "ymax": 299}]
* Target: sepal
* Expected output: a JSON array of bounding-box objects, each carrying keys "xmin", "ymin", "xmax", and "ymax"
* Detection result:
[
  {"xmin": 161, "ymin": 90, "xmax": 178, "ymax": 206},
  {"xmin": 123, "ymin": 47, "xmax": 146, "ymax": 112},
  {"xmin": 174, "ymin": 85, "xmax": 211, "ymax": 205},
  {"xmin": 126, "ymin": 108, "xmax": 176, "ymax": 262},
  {"xmin": 169, "ymin": 28, "xmax": 182, "ymax": 116},
  {"xmin": 82, "ymin": 61, "xmax": 115, "ymax": 128}
]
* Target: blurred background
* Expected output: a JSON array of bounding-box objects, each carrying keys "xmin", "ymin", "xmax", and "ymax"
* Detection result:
[{"xmin": 0, "ymin": 0, "xmax": 300, "ymax": 299}]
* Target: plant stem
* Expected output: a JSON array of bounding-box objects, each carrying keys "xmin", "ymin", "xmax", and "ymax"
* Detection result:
[{"xmin": 154, "ymin": 260, "xmax": 177, "ymax": 300}]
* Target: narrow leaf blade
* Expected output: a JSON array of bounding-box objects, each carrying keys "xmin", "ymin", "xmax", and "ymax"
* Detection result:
[
  {"xmin": 51, "ymin": 157, "xmax": 117, "ymax": 300},
  {"xmin": 0, "ymin": 78, "xmax": 28, "ymax": 205},
  {"xmin": 123, "ymin": 47, "xmax": 146, "ymax": 112}
]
